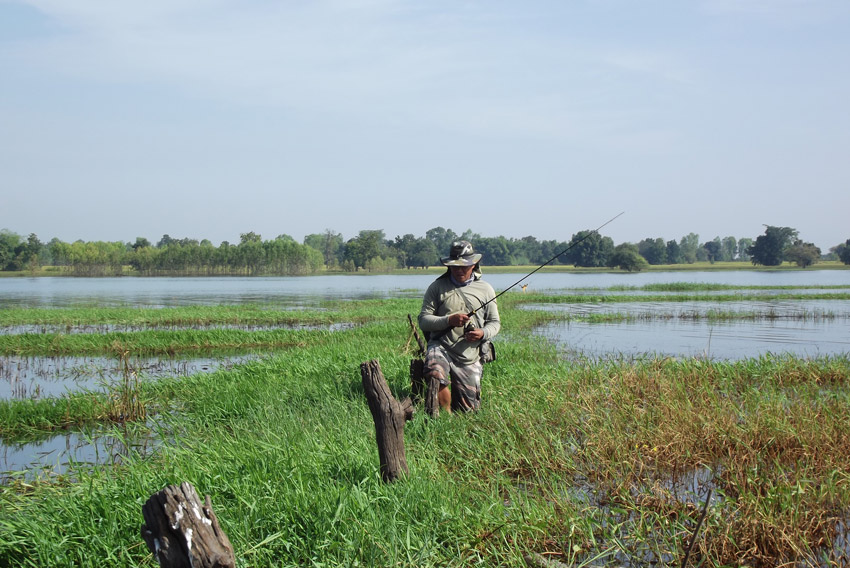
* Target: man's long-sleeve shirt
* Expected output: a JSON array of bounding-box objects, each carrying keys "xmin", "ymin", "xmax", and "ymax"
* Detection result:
[{"xmin": 418, "ymin": 271, "xmax": 501, "ymax": 365}]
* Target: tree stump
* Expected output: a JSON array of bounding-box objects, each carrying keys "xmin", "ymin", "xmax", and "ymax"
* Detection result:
[
  {"xmin": 360, "ymin": 359, "xmax": 414, "ymax": 482},
  {"xmin": 424, "ymin": 374, "xmax": 441, "ymax": 418},
  {"xmin": 410, "ymin": 358, "xmax": 425, "ymax": 404},
  {"xmin": 141, "ymin": 482, "xmax": 235, "ymax": 568}
]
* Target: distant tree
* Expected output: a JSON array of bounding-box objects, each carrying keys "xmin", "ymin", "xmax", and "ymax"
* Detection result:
[
  {"xmin": 607, "ymin": 243, "xmax": 647, "ymax": 272},
  {"xmin": 703, "ymin": 239, "xmax": 722, "ymax": 264},
  {"xmin": 539, "ymin": 239, "xmax": 571, "ymax": 265},
  {"xmin": 563, "ymin": 230, "xmax": 614, "ymax": 267},
  {"xmin": 425, "ymin": 227, "xmax": 458, "ymax": 257},
  {"xmin": 343, "ymin": 230, "xmax": 388, "ymax": 270},
  {"xmin": 638, "ymin": 238, "xmax": 667, "ymax": 265},
  {"xmin": 23, "ymin": 233, "xmax": 42, "ymax": 271},
  {"xmin": 475, "ymin": 236, "xmax": 512, "ymax": 265},
  {"xmin": 510, "ymin": 236, "xmax": 541, "ymax": 265},
  {"xmin": 665, "ymin": 240, "xmax": 682, "ymax": 264},
  {"xmin": 156, "ymin": 234, "xmax": 177, "ymax": 248},
  {"xmin": 304, "ymin": 229, "xmax": 343, "ymax": 268},
  {"xmin": 833, "ymin": 239, "xmax": 850, "ymax": 265},
  {"xmin": 239, "ymin": 231, "xmax": 262, "ymax": 244},
  {"xmin": 737, "ymin": 238, "xmax": 753, "ymax": 262},
  {"xmin": 679, "ymin": 233, "xmax": 700, "ymax": 264},
  {"xmin": 721, "ymin": 236, "xmax": 738, "ymax": 261},
  {"xmin": 407, "ymin": 238, "xmax": 438, "ymax": 268},
  {"xmin": 0, "ymin": 230, "xmax": 23, "ymax": 270},
  {"xmin": 390, "ymin": 234, "xmax": 420, "ymax": 268},
  {"xmin": 784, "ymin": 240, "xmax": 821, "ymax": 268},
  {"xmin": 131, "ymin": 237, "xmax": 151, "ymax": 250},
  {"xmin": 747, "ymin": 226, "xmax": 798, "ymax": 266}
]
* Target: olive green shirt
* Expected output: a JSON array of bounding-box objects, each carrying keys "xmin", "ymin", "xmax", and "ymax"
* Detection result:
[{"xmin": 418, "ymin": 270, "xmax": 501, "ymax": 365}]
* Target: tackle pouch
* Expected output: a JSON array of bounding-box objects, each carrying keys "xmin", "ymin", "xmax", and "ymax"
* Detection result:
[{"xmin": 479, "ymin": 340, "xmax": 496, "ymax": 364}]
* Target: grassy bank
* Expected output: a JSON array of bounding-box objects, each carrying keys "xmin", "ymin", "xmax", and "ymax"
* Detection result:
[{"xmin": 1, "ymin": 299, "xmax": 849, "ymax": 566}]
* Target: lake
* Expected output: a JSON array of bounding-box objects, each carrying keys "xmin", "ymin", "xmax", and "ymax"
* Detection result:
[{"xmin": 2, "ymin": 270, "xmax": 850, "ymax": 307}]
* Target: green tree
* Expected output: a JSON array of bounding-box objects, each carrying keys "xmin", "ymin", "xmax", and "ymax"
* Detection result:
[
  {"xmin": 343, "ymin": 230, "xmax": 387, "ymax": 270},
  {"xmin": 833, "ymin": 239, "xmax": 850, "ymax": 265},
  {"xmin": 475, "ymin": 236, "xmax": 511, "ymax": 265},
  {"xmin": 679, "ymin": 233, "xmax": 700, "ymax": 264},
  {"xmin": 747, "ymin": 226, "xmax": 798, "ymax": 266},
  {"xmin": 638, "ymin": 237, "xmax": 667, "ymax": 265},
  {"xmin": 737, "ymin": 238, "xmax": 753, "ymax": 262},
  {"xmin": 563, "ymin": 231, "xmax": 614, "ymax": 267},
  {"xmin": 665, "ymin": 240, "xmax": 682, "ymax": 264},
  {"xmin": 784, "ymin": 240, "xmax": 821, "ymax": 268},
  {"xmin": 131, "ymin": 237, "xmax": 152, "ymax": 250},
  {"xmin": 0, "ymin": 230, "xmax": 23, "ymax": 270},
  {"xmin": 304, "ymin": 230, "xmax": 343, "ymax": 268},
  {"xmin": 721, "ymin": 236, "xmax": 738, "ymax": 261},
  {"xmin": 607, "ymin": 243, "xmax": 648, "ymax": 272},
  {"xmin": 703, "ymin": 239, "xmax": 721, "ymax": 264},
  {"xmin": 425, "ymin": 227, "xmax": 458, "ymax": 257}
]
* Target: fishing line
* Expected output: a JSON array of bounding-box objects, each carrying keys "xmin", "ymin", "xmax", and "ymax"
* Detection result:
[{"xmin": 469, "ymin": 211, "xmax": 625, "ymax": 316}]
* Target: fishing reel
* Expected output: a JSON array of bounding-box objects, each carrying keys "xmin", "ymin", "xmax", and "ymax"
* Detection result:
[{"xmin": 464, "ymin": 312, "xmax": 477, "ymax": 335}]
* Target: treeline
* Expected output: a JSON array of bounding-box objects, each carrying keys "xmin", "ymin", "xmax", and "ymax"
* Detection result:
[
  {"xmin": 0, "ymin": 232, "xmax": 323, "ymax": 276},
  {"xmin": 2, "ymin": 226, "xmax": 849, "ymax": 275}
]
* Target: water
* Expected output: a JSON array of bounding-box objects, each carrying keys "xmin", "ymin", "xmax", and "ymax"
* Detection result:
[
  {"xmin": 0, "ymin": 353, "xmax": 263, "ymax": 400},
  {"xmin": 2, "ymin": 271, "xmax": 849, "ymax": 307},
  {"xmin": 0, "ymin": 423, "xmax": 157, "ymax": 485},
  {"xmin": 530, "ymin": 299, "xmax": 850, "ymax": 360}
]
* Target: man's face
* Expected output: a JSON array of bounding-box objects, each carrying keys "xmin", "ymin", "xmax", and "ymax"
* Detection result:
[{"xmin": 449, "ymin": 264, "xmax": 475, "ymax": 282}]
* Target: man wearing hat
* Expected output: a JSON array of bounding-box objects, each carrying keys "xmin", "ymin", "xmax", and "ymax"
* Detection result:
[{"xmin": 418, "ymin": 241, "xmax": 501, "ymax": 413}]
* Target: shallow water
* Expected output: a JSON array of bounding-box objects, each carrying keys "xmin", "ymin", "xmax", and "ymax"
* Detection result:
[
  {"xmin": 0, "ymin": 353, "xmax": 262, "ymax": 400},
  {"xmin": 1, "ymin": 423, "xmax": 157, "ymax": 484},
  {"xmin": 532, "ymin": 299, "xmax": 850, "ymax": 360},
  {"xmin": 0, "ymin": 321, "xmax": 354, "ymax": 335}
]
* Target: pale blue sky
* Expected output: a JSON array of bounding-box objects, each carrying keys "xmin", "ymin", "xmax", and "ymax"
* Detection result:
[{"xmin": 2, "ymin": 1, "xmax": 848, "ymax": 251}]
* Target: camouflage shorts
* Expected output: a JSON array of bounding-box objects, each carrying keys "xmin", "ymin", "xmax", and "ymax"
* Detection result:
[{"xmin": 423, "ymin": 344, "xmax": 483, "ymax": 412}]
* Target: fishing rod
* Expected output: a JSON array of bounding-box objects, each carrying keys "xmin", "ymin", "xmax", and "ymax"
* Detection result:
[{"xmin": 467, "ymin": 211, "xmax": 624, "ymax": 318}]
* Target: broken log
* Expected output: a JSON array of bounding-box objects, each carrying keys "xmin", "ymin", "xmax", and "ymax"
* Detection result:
[
  {"xmin": 360, "ymin": 359, "xmax": 414, "ymax": 482},
  {"xmin": 141, "ymin": 482, "xmax": 235, "ymax": 568},
  {"xmin": 410, "ymin": 357, "xmax": 426, "ymax": 404},
  {"xmin": 424, "ymin": 374, "xmax": 441, "ymax": 418}
]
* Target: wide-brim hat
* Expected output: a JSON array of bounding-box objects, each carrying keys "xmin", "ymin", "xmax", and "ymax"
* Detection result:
[{"xmin": 440, "ymin": 240, "xmax": 482, "ymax": 266}]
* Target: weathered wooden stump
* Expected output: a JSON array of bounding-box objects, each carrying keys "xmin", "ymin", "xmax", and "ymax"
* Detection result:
[
  {"xmin": 410, "ymin": 358, "xmax": 425, "ymax": 403},
  {"xmin": 141, "ymin": 482, "xmax": 235, "ymax": 568},
  {"xmin": 424, "ymin": 374, "xmax": 441, "ymax": 418},
  {"xmin": 360, "ymin": 359, "xmax": 414, "ymax": 482}
]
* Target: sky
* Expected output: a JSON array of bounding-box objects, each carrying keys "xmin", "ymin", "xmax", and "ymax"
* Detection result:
[{"xmin": 2, "ymin": 0, "xmax": 849, "ymax": 252}]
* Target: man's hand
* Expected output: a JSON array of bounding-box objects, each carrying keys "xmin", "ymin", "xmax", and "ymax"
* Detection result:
[
  {"xmin": 464, "ymin": 328, "xmax": 484, "ymax": 342},
  {"xmin": 447, "ymin": 312, "xmax": 470, "ymax": 328}
]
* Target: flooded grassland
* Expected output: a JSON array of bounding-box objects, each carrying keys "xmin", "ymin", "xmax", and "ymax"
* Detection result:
[{"xmin": 0, "ymin": 280, "xmax": 849, "ymax": 567}]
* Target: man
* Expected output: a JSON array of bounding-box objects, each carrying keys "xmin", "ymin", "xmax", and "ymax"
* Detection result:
[{"xmin": 418, "ymin": 241, "xmax": 501, "ymax": 413}]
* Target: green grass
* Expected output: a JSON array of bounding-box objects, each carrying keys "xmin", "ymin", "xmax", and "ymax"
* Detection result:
[{"xmin": 1, "ymin": 296, "xmax": 849, "ymax": 566}]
